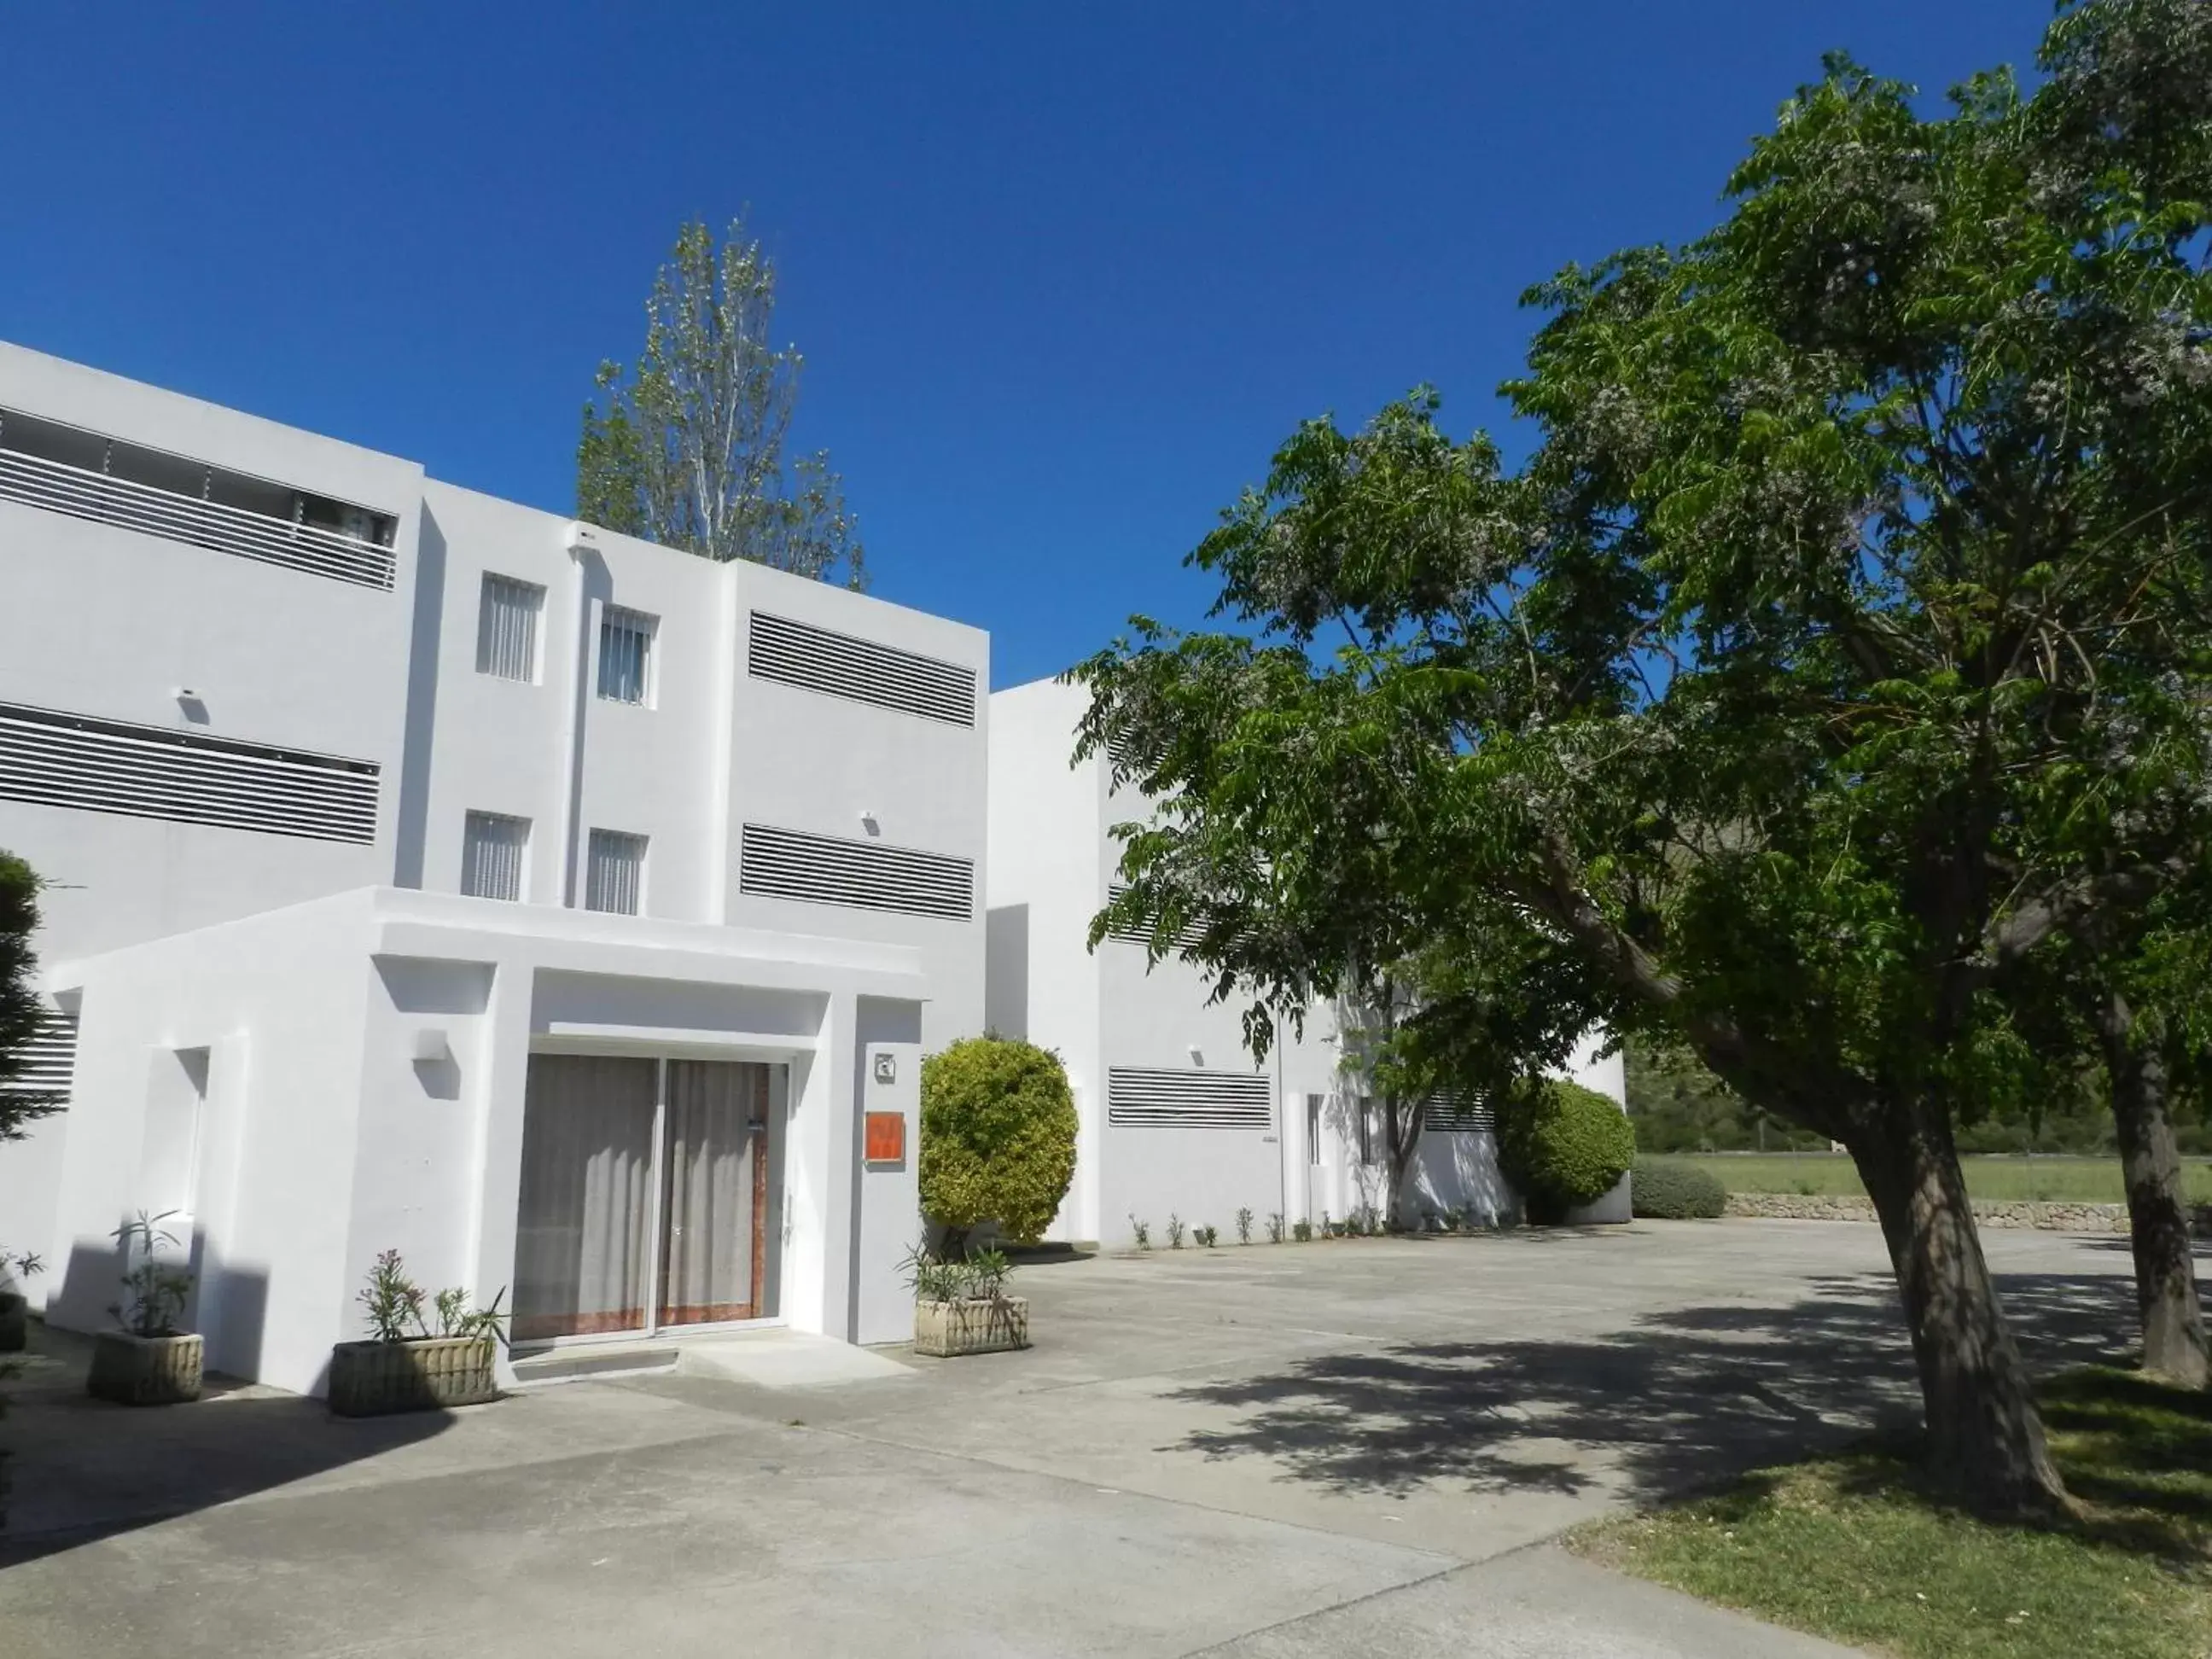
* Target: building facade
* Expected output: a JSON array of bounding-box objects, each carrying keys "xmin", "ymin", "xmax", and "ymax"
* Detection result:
[
  {"xmin": 987, "ymin": 678, "xmax": 1627, "ymax": 1248},
  {"xmin": 0, "ymin": 341, "xmax": 987, "ymax": 1392}
]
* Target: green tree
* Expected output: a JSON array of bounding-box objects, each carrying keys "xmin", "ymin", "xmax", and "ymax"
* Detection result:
[
  {"xmin": 2011, "ymin": 882, "xmax": 2212, "ymax": 1388},
  {"xmin": 0, "ymin": 853, "xmax": 61, "ymax": 1144},
  {"xmin": 919, "ymin": 1038, "xmax": 1079, "ymax": 1249},
  {"xmin": 577, "ymin": 218, "xmax": 865, "ymax": 585},
  {"xmin": 1074, "ymin": 0, "xmax": 2212, "ymax": 1511}
]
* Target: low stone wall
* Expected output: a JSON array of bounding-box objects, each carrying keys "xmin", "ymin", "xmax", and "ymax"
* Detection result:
[{"xmin": 1724, "ymin": 1190, "xmax": 2212, "ymax": 1237}]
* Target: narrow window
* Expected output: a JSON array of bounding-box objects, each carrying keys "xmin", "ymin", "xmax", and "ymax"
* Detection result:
[
  {"xmin": 585, "ymin": 830, "xmax": 649, "ymax": 916},
  {"xmin": 475, "ymin": 575, "xmax": 545, "ymax": 682},
  {"xmin": 597, "ymin": 606, "xmax": 657, "ymax": 706},
  {"xmin": 1358, "ymin": 1096, "xmax": 1381, "ymax": 1166},
  {"xmin": 1307, "ymin": 1093, "xmax": 1324, "ymax": 1167},
  {"xmin": 461, "ymin": 812, "xmax": 530, "ymax": 901}
]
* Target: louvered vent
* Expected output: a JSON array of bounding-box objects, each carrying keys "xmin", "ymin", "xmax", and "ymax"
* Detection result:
[
  {"xmin": 1420, "ymin": 1091, "xmax": 1497, "ymax": 1133},
  {"xmin": 1107, "ymin": 1068, "xmax": 1273, "ymax": 1131},
  {"xmin": 2, "ymin": 1009, "xmax": 78, "ymax": 1101},
  {"xmin": 747, "ymin": 612, "xmax": 976, "ymax": 726},
  {"xmin": 1103, "ymin": 884, "xmax": 1208, "ymax": 951},
  {"xmin": 0, "ymin": 408, "xmax": 397, "ymax": 590},
  {"xmin": 738, "ymin": 824, "xmax": 973, "ymax": 920},
  {"xmin": 0, "ymin": 702, "xmax": 380, "ymax": 844}
]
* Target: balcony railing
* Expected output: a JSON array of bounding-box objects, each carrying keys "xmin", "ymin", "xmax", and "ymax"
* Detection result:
[{"xmin": 0, "ymin": 445, "xmax": 397, "ymax": 590}]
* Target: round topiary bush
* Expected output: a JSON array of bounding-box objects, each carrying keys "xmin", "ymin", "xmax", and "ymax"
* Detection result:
[
  {"xmin": 920, "ymin": 1037, "xmax": 1079, "ymax": 1247},
  {"xmin": 1631, "ymin": 1157, "xmax": 1726, "ymax": 1220},
  {"xmin": 1497, "ymin": 1078, "xmax": 1635, "ymax": 1223}
]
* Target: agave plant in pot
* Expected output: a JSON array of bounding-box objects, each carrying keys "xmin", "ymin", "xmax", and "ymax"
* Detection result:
[
  {"xmin": 904, "ymin": 1243, "xmax": 1027, "ymax": 1358},
  {"xmin": 87, "ymin": 1211, "xmax": 201, "ymax": 1406},
  {"xmin": 0, "ymin": 1247, "xmax": 43, "ymax": 1353},
  {"xmin": 328, "ymin": 1249, "xmax": 506, "ymax": 1417}
]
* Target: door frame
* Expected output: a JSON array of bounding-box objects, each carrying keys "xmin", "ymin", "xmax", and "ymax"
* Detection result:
[{"xmin": 513, "ymin": 1043, "xmax": 794, "ymax": 1354}]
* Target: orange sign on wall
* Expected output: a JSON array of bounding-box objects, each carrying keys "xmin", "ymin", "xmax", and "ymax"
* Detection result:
[{"xmin": 864, "ymin": 1111, "xmax": 906, "ymax": 1165}]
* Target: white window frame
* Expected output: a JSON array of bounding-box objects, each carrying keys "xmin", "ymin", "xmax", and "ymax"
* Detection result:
[
  {"xmin": 460, "ymin": 811, "xmax": 531, "ymax": 902},
  {"xmin": 597, "ymin": 605, "xmax": 658, "ymax": 707},
  {"xmin": 584, "ymin": 829, "xmax": 649, "ymax": 917},
  {"xmin": 474, "ymin": 573, "xmax": 544, "ymax": 683}
]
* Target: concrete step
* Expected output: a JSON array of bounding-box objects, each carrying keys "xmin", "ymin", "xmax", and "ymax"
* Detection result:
[{"xmin": 509, "ymin": 1344, "xmax": 680, "ymax": 1386}]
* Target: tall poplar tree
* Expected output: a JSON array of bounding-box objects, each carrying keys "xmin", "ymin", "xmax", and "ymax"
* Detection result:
[{"xmin": 577, "ymin": 218, "xmax": 865, "ymax": 586}]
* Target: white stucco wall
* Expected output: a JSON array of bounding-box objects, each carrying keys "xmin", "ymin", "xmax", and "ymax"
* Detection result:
[
  {"xmin": 986, "ymin": 675, "xmax": 1634, "ymax": 1245},
  {"xmin": 0, "ymin": 338, "xmax": 993, "ymax": 1289},
  {"xmin": 38, "ymin": 886, "xmax": 928, "ymax": 1393},
  {"xmin": 984, "ymin": 679, "xmax": 1106, "ymax": 1242}
]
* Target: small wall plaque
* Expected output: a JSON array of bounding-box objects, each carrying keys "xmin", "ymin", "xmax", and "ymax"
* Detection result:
[
  {"xmin": 873, "ymin": 1052, "xmax": 898, "ymax": 1086},
  {"xmin": 864, "ymin": 1111, "xmax": 905, "ymax": 1164}
]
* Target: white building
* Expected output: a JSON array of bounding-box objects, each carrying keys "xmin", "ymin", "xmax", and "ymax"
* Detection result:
[
  {"xmin": 0, "ymin": 341, "xmax": 987, "ymax": 1393},
  {"xmin": 987, "ymin": 678, "xmax": 1627, "ymax": 1247}
]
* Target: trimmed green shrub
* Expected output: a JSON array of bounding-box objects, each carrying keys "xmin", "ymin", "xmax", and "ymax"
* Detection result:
[
  {"xmin": 919, "ymin": 1038, "xmax": 1078, "ymax": 1247},
  {"xmin": 1631, "ymin": 1157, "xmax": 1726, "ymax": 1220},
  {"xmin": 1498, "ymin": 1078, "xmax": 1635, "ymax": 1223}
]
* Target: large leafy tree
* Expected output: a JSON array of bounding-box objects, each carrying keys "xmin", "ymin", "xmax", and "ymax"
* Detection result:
[
  {"xmin": 1076, "ymin": 0, "xmax": 2212, "ymax": 1512},
  {"xmin": 577, "ymin": 218, "xmax": 866, "ymax": 586}
]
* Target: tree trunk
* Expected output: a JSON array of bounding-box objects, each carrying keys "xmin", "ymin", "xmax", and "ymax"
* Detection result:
[
  {"xmin": 1852, "ymin": 1101, "xmax": 2069, "ymax": 1514},
  {"xmin": 1387, "ymin": 1097, "xmax": 1422, "ymax": 1230},
  {"xmin": 2093, "ymin": 989, "xmax": 2210, "ymax": 1389}
]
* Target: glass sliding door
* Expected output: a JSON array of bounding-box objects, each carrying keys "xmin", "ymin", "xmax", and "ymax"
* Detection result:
[
  {"xmin": 659, "ymin": 1061, "xmax": 771, "ymax": 1325},
  {"xmin": 512, "ymin": 1056, "xmax": 658, "ymax": 1342},
  {"xmin": 513, "ymin": 1052, "xmax": 780, "ymax": 1345}
]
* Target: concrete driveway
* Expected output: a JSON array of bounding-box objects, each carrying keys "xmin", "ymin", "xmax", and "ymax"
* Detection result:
[{"xmin": 0, "ymin": 1220, "xmax": 2146, "ymax": 1657}]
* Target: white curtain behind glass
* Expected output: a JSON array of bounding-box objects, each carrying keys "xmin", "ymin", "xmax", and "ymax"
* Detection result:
[
  {"xmin": 661, "ymin": 1061, "xmax": 765, "ymax": 1324},
  {"xmin": 513, "ymin": 1056, "xmax": 656, "ymax": 1340}
]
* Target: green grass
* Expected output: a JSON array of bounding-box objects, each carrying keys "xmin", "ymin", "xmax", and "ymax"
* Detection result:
[
  {"xmin": 1668, "ymin": 1152, "xmax": 2212, "ymax": 1205},
  {"xmin": 1573, "ymin": 1368, "xmax": 2212, "ymax": 1659}
]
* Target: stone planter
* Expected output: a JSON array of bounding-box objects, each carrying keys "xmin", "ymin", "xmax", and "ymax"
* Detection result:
[
  {"xmin": 914, "ymin": 1295, "xmax": 1029, "ymax": 1358},
  {"xmin": 0, "ymin": 1290, "xmax": 27, "ymax": 1353},
  {"xmin": 87, "ymin": 1330, "xmax": 204, "ymax": 1406},
  {"xmin": 328, "ymin": 1335, "xmax": 500, "ymax": 1417}
]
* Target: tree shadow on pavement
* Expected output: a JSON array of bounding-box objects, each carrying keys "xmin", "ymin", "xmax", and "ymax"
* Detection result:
[
  {"xmin": 0, "ymin": 1324, "xmax": 457, "ymax": 1565},
  {"xmin": 1164, "ymin": 1268, "xmax": 2140, "ymax": 1502}
]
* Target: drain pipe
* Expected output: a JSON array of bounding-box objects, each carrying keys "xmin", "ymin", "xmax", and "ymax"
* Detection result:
[{"xmin": 556, "ymin": 522, "xmax": 598, "ymax": 907}]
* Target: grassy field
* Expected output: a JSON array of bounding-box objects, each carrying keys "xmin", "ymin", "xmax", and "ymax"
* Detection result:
[
  {"xmin": 1573, "ymin": 1367, "xmax": 2212, "ymax": 1659},
  {"xmin": 1667, "ymin": 1152, "xmax": 2212, "ymax": 1205}
]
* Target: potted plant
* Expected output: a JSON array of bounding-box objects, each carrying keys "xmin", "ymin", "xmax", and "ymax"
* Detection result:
[
  {"xmin": 0, "ymin": 1248, "xmax": 43, "ymax": 1352},
  {"xmin": 328, "ymin": 1249, "xmax": 506, "ymax": 1417},
  {"xmin": 87, "ymin": 1212, "xmax": 201, "ymax": 1406},
  {"xmin": 905, "ymin": 1244, "xmax": 1027, "ymax": 1358}
]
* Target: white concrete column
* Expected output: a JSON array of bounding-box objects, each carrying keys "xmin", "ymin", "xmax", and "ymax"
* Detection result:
[
  {"xmin": 783, "ymin": 990, "xmax": 857, "ymax": 1338},
  {"xmin": 467, "ymin": 961, "xmax": 537, "ymax": 1363}
]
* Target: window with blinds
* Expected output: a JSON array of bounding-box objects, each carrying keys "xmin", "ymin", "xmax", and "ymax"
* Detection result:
[
  {"xmin": 1105, "ymin": 1068, "xmax": 1273, "ymax": 1131},
  {"xmin": 460, "ymin": 811, "xmax": 529, "ymax": 901},
  {"xmin": 585, "ymin": 829, "xmax": 648, "ymax": 916},
  {"xmin": 1, "ymin": 1009, "xmax": 78, "ymax": 1103},
  {"xmin": 745, "ymin": 611, "xmax": 977, "ymax": 726},
  {"xmin": 0, "ymin": 701, "xmax": 380, "ymax": 842},
  {"xmin": 598, "ymin": 606, "xmax": 656, "ymax": 706},
  {"xmin": 737, "ymin": 824, "xmax": 973, "ymax": 920},
  {"xmin": 475, "ymin": 573, "xmax": 544, "ymax": 682},
  {"xmin": 1420, "ymin": 1091, "xmax": 1497, "ymax": 1133}
]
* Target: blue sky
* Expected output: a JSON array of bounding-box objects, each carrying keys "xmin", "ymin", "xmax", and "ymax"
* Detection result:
[{"xmin": 6, "ymin": 3, "xmax": 2050, "ymax": 687}]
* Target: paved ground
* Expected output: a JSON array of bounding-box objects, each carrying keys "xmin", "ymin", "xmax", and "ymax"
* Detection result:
[{"xmin": 0, "ymin": 1220, "xmax": 2154, "ymax": 1657}]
